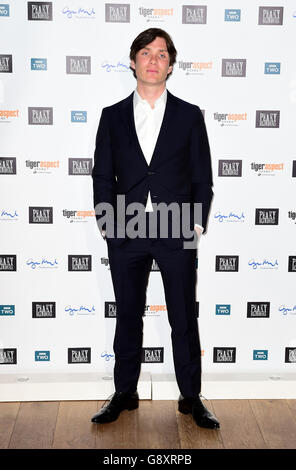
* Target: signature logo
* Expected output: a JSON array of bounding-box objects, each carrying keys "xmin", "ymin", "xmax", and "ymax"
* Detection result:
[
  {"xmin": 65, "ymin": 305, "xmax": 95, "ymax": 316},
  {"xmin": 101, "ymin": 61, "xmax": 129, "ymax": 72},
  {"xmin": 62, "ymin": 6, "xmax": 95, "ymax": 19},
  {"xmin": 248, "ymin": 259, "xmax": 278, "ymax": 270},
  {"xmin": 214, "ymin": 211, "xmax": 245, "ymax": 222},
  {"xmin": 26, "ymin": 258, "xmax": 58, "ymax": 269},
  {"xmin": 1, "ymin": 209, "xmax": 18, "ymax": 218},
  {"xmin": 101, "ymin": 351, "xmax": 115, "ymax": 361},
  {"xmin": 279, "ymin": 305, "xmax": 296, "ymax": 315}
]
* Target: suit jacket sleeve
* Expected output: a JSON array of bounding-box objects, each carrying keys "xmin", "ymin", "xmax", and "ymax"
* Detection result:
[
  {"xmin": 92, "ymin": 107, "xmax": 116, "ymax": 232},
  {"xmin": 190, "ymin": 106, "xmax": 214, "ymax": 234}
]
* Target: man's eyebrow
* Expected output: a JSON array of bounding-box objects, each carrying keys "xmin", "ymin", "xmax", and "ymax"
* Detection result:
[{"xmin": 143, "ymin": 46, "xmax": 168, "ymax": 52}]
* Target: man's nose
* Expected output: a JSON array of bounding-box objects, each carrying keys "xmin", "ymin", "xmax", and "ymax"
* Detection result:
[{"xmin": 149, "ymin": 54, "xmax": 157, "ymax": 63}]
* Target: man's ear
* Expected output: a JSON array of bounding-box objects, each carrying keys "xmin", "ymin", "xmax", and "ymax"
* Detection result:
[
  {"xmin": 168, "ymin": 65, "xmax": 173, "ymax": 75},
  {"xmin": 130, "ymin": 60, "xmax": 135, "ymax": 70}
]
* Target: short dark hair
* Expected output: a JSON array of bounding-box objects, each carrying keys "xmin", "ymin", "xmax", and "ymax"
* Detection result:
[{"xmin": 129, "ymin": 28, "xmax": 177, "ymax": 80}]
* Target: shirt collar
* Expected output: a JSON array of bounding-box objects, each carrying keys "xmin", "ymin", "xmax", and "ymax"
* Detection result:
[{"xmin": 133, "ymin": 87, "xmax": 167, "ymax": 109}]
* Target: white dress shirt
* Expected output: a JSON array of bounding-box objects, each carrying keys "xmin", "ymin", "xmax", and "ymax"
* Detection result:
[{"xmin": 133, "ymin": 87, "xmax": 166, "ymax": 212}]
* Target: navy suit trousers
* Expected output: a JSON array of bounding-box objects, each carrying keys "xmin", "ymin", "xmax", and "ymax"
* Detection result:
[{"xmin": 106, "ymin": 231, "xmax": 202, "ymax": 398}]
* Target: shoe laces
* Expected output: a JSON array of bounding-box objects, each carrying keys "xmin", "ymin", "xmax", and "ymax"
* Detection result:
[
  {"xmin": 100, "ymin": 392, "xmax": 114, "ymax": 409},
  {"xmin": 199, "ymin": 393, "xmax": 208, "ymax": 401}
]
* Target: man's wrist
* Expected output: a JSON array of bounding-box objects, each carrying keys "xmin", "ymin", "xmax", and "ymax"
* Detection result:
[{"xmin": 194, "ymin": 224, "xmax": 204, "ymax": 235}]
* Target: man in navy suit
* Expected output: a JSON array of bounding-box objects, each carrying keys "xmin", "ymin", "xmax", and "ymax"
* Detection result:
[{"xmin": 91, "ymin": 28, "xmax": 219, "ymax": 429}]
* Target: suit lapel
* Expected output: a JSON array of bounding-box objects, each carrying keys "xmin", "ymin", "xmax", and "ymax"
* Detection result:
[
  {"xmin": 149, "ymin": 89, "xmax": 176, "ymax": 168},
  {"xmin": 120, "ymin": 91, "xmax": 147, "ymax": 167},
  {"xmin": 119, "ymin": 89, "xmax": 177, "ymax": 169}
]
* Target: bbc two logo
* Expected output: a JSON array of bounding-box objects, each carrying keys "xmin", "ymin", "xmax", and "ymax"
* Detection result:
[{"xmin": 0, "ymin": 4, "xmax": 9, "ymax": 16}]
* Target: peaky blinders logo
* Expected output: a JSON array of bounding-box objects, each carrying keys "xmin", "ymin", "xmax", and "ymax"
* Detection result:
[
  {"xmin": 258, "ymin": 6, "xmax": 283, "ymax": 25},
  {"xmin": 0, "ymin": 255, "xmax": 16, "ymax": 271},
  {"xmin": 221, "ymin": 59, "xmax": 246, "ymax": 77},
  {"xmin": 182, "ymin": 5, "xmax": 207, "ymax": 24},
  {"xmin": 32, "ymin": 301, "xmax": 56, "ymax": 318},
  {"xmin": 247, "ymin": 302, "xmax": 270, "ymax": 318},
  {"xmin": 218, "ymin": 160, "xmax": 242, "ymax": 176},
  {"xmin": 29, "ymin": 207, "xmax": 53, "ymax": 224},
  {"xmin": 255, "ymin": 208, "xmax": 279, "ymax": 225},
  {"xmin": 68, "ymin": 347, "xmax": 91, "ymax": 363},
  {"xmin": 0, "ymin": 157, "xmax": 16, "ymax": 174},
  {"xmin": 105, "ymin": 3, "xmax": 130, "ymax": 22},
  {"xmin": 213, "ymin": 347, "xmax": 236, "ymax": 363},
  {"xmin": 28, "ymin": 107, "xmax": 53, "ymax": 125},
  {"xmin": 105, "ymin": 301, "xmax": 117, "ymax": 318},
  {"xmin": 141, "ymin": 347, "xmax": 164, "ymax": 363},
  {"xmin": 68, "ymin": 255, "xmax": 92, "ymax": 271},
  {"xmin": 66, "ymin": 56, "xmax": 91, "ymax": 74},
  {"xmin": 0, "ymin": 348, "xmax": 17, "ymax": 364},
  {"xmin": 255, "ymin": 110, "xmax": 280, "ymax": 128},
  {"xmin": 215, "ymin": 256, "xmax": 239, "ymax": 272},
  {"xmin": 69, "ymin": 158, "xmax": 92, "ymax": 175},
  {"xmin": 27, "ymin": 2, "xmax": 53, "ymax": 20}
]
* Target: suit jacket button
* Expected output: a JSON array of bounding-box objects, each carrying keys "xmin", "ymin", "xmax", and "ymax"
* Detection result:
[{"xmin": 148, "ymin": 171, "xmax": 156, "ymax": 175}]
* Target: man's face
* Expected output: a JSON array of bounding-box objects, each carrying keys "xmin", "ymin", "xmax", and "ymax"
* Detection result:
[{"xmin": 130, "ymin": 36, "xmax": 173, "ymax": 86}]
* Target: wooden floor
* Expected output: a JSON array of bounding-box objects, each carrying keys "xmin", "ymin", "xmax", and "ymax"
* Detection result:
[{"xmin": 1, "ymin": 399, "xmax": 296, "ymax": 449}]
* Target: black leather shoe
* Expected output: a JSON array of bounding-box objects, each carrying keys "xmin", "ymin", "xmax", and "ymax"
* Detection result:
[
  {"xmin": 178, "ymin": 394, "xmax": 220, "ymax": 429},
  {"xmin": 91, "ymin": 391, "xmax": 139, "ymax": 424}
]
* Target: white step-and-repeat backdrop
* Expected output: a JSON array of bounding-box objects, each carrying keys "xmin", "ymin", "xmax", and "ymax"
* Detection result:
[{"xmin": 1, "ymin": 1, "xmax": 296, "ymax": 378}]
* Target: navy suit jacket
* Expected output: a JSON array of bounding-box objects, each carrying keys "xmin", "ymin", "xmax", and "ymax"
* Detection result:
[{"xmin": 92, "ymin": 89, "xmax": 213, "ymax": 246}]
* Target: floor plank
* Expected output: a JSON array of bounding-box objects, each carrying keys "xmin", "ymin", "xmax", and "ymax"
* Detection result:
[
  {"xmin": 250, "ymin": 399, "xmax": 296, "ymax": 449},
  {"xmin": 211, "ymin": 400, "xmax": 267, "ymax": 449},
  {"xmin": 95, "ymin": 400, "xmax": 180, "ymax": 449},
  {"xmin": 0, "ymin": 402, "xmax": 20, "ymax": 449},
  {"xmin": 175, "ymin": 399, "xmax": 224, "ymax": 449},
  {"xmin": 8, "ymin": 401, "xmax": 59, "ymax": 449},
  {"xmin": 286, "ymin": 399, "xmax": 296, "ymax": 421},
  {"xmin": 52, "ymin": 400, "xmax": 98, "ymax": 449}
]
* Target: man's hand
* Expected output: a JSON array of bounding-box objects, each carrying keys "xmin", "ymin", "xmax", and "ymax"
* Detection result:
[
  {"xmin": 101, "ymin": 229, "xmax": 106, "ymax": 240},
  {"xmin": 194, "ymin": 224, "xmax": 204, "ymax": 243}
]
